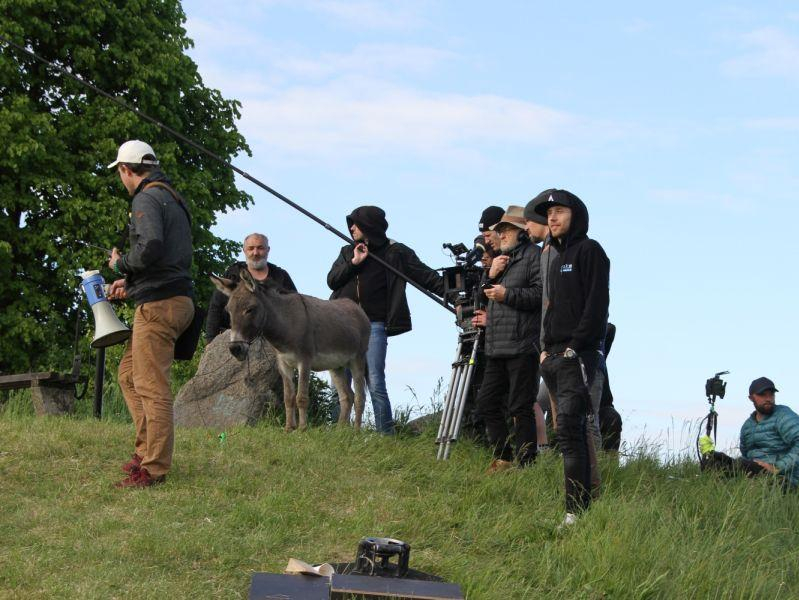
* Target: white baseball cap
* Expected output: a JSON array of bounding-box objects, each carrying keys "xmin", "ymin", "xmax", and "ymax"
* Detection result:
[{"xmin": 107, "ymin": 140, "xmax": 159, "ymax": 169}]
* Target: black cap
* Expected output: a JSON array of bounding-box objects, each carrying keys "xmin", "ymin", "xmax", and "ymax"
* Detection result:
[
  {"xmin": 532, "ymin": 189, "xmax": 583, "ymax": 217},
  {"xmin": 749, "ymin": 377, "xmax": 778, "ymax": 395},
  {"xmin": 523, "ymin": 195, "xmax": 549, "ymax": 225},
  {"xmin": 479, "ymin": 206, "xmax": 504, "ymax": 232}
]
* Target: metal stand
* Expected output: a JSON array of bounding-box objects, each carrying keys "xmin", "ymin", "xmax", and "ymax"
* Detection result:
[
  {"xmin": 435, "ymin": 329, "xmax": 482, "ymax": 460},
  {"xmin": 93, "ymin": 347, "xmax": 105, "ymax": 419}
]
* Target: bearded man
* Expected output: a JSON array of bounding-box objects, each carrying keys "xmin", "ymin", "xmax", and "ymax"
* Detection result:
[{"xmin": 205, "ymin": 233, "xmax": 297, "ymax": 341}]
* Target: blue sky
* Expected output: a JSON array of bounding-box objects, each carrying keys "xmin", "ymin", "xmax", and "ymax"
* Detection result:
[{"xmin": 180, "ymin": 1, "xmax": 799, "ymax": 456}]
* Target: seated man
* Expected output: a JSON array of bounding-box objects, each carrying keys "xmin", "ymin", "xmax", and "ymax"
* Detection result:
[
  {"xmin": 701, "ymin": 377, "xmax": 799, "ymax": 489},
  {"xmin": 206, "ymin": 233, "xmax": 296, "ymax": 341}
]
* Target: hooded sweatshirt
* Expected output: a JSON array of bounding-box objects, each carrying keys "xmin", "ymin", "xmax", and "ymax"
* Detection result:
[
  {"xmin": 539, "ymin": 192, "xmax": 610, "ymax": 354},
  {"xmin": 327, "ymin": 206, "xmax": 444, "ymax": 336}
]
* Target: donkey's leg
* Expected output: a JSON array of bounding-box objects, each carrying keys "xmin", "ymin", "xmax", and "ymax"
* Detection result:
[
  {"xmin": 277, "ymin": 358, "xmax": 297, "ymax": 432},
  {"xmin": 330, "ymin": 367, "xmax": 353, "ymax": 426},
  {"xmin": 349, "ymin": 356, "xmax": 367, "ymax": 431},
  {"xmin": 295, "ymin": 362, "xmax": 311, "ymax": 431}
]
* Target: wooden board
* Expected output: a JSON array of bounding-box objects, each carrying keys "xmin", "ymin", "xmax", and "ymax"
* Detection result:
[
  {"xmin": 0, "ymin": 371, "xmax": 76, "ymax": 390},
  {"xmin": 331, "ymin": 574, "xmax": 463, "ymax": 599},
  {"xmin": 249, "ymin": 573, "xmax": 330, "ymax": 600}
]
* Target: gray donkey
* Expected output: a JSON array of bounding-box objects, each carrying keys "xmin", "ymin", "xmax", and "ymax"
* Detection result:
[{"xmin": 211, "ymin": 271, "xmax": 370, "ymax": 431}]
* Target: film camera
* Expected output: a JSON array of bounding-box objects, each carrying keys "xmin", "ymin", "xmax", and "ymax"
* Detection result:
[
  {"xmin": 705, "ymin": 371, "xmax": 729, "ymax": 400},
  {"xmin": 440, "ymin": 241, "xmax": 486, "ymax": 331}
]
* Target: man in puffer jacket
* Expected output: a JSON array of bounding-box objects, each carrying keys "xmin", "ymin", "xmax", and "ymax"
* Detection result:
[
  {"xmin": 701, "ymin": 377, "xmax": 799, "ymax": 489},
  {"xmin": 474, "ymin": 206, "xmax": 542, "ymax": 470}
]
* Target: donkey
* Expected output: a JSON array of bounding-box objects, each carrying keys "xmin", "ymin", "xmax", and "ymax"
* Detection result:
[{"xmin": 211, "ymin": 271, "xmax": 370, "ymax": 431}]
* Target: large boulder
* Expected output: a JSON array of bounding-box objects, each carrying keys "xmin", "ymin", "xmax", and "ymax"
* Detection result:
[{"xmin": 174, "ymin": 334, "xmax": 282, "ymax": 428}]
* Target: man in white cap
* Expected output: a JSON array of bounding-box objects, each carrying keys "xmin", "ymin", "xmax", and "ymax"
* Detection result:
[{"xmin": 106, "ymin": 140, "xmax": 195, "ymax": 488}]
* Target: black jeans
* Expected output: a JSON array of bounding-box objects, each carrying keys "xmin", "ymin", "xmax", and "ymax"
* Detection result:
[
  {"xmin": 541, "ymin": 351, "xmax": 600, "ymax": 513},
  {"xmin": 701, "ymin": 451, "xmax": 767, "ymax": 477},
  {"xmin": 476, "ymin": 353, "xmax": 539, "ymax": 465}
]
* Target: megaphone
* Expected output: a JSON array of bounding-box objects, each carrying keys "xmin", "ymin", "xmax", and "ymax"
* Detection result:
[{"xmin": 80, "ymin": 270, "xmax": 131, "ymax": 348}]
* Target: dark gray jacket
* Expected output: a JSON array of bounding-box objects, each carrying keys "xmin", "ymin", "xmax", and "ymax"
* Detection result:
[
  {"xmin": 484, "ymin": 240, "xmax": 542, "ymax": 357},
  {"xmin": 115, "ymin": 171, "xmax": 193, "ymax": 305}
]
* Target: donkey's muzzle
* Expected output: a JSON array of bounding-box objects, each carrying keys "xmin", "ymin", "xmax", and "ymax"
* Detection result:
[{"xmin": 229, "ymin": 341, "xmax": 249, "ymax": 361}]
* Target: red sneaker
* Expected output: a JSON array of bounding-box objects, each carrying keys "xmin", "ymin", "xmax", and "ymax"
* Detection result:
[
  {"xmin": 114, "ymin": 467, "xmax": 165, "ymax": 489},
  {"xmin": 121, "ymin": 453, "xmax": 143, "ymax": 474}
]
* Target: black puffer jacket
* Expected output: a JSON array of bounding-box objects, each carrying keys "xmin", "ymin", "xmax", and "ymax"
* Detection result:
[
  {"xmin": 205, "ymin": 261, "xmax": 297, "ymax": 340},
  {"xmin": 484, "ymin": 239, "xmax": 542, "ymax": 357},
  {"xmin": 539, "ymin": 192, "xmax": 610, "ymax": 353},
  {"xmin": 115, "ymin": 171, "xmax": 193, "ymax": 305},
  {"xmin": 327, "ymin": 206, "xmax": 444, "ymax": 337}
]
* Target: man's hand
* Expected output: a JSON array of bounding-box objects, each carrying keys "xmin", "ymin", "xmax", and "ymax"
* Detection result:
[
  {"xmin": 489, "ymin": 255, "xmax": 509, "ymax": 278},
  {"xmin": 351, "ymin": 243, "xmax": 369, "ymax": 265},
  {"xmin": 539, "ymin": 351, "xmax": 549, "ymax": 364},
  {"xmin": 107, "ymin": 278, "xmax": 127, "ymax": 300},
  {"xmin": 753, "ymin": 460, "xmax": 778, "ymax": 473},
  {"xmin": 471, "ymin": 309, "xmax": 487, "ymax": 328},
  {"xmin": 109, "ymin": 247, "xmax": 122, "ymax": 271},
  {"xmin": 484, "ymin": 284, "xmax": 506, "ymax": 303}
]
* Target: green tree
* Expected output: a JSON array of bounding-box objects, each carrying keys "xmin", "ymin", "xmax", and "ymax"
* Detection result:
[{"xmin": 0, "ymin": 0, "xmax": 252, "ymax": 374}]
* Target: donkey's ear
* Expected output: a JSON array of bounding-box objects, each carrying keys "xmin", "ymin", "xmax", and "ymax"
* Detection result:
[
  {"xmin": 211, "ymin": 275, "xmax": 236, "ymax": 296},
  {"xmin": 239, "ymin": 269, "xmax": 256, "ymax": 292}
]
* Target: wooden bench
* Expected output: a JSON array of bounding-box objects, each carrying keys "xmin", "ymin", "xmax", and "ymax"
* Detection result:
[{"xmin": 0, "ymin": 371, "xmax": 82, "ymax": 415}]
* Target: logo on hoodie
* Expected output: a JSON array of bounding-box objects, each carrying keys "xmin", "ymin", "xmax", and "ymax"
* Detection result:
[{"xmin": 560, "ymin": 263, "xmax": 573, "ymax": 273}]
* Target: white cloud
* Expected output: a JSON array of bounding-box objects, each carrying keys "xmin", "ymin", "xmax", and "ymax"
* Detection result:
[
  {"xmin": 300, "ymin": 0, "xmax": 426, "ymax": 30},
  {"xmin": 722, "ymin": 27, "xmax": 799, "ymax": 81},
  {"xmin": 236, "ymin": 79, "xmax": 579, "ymax": 160},
  {"xmin": 183, "ymin": 15, "xmax": 619, "ymax": 165},
  {"xmin": 274, "ymin": 44, "xmax": 455, "ymax": 79}
]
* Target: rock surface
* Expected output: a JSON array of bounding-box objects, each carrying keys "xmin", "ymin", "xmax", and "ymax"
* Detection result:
[{"xmin": 174, "ymin": 334, "xmax": 282, "ymax": 428}]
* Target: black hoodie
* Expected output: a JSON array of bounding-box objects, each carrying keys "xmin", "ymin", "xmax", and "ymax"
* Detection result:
[
  {"xmin": 327, "ymin": 206, "xmax": 444, "ymax": 336},
  {"xmin": 539, "ymin": 191, "xmax": 610, "ymax": 353}
]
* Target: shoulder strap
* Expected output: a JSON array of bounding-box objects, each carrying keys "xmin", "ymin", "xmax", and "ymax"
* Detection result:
[{"xmin": 144, "ymin": 181, "xmax": 191, "ymax": 225}]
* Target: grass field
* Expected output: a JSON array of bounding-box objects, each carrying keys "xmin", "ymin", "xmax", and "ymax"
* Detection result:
[{"xmin": 1, "ymin": 405, "xmax": 798, "ymax": 599}]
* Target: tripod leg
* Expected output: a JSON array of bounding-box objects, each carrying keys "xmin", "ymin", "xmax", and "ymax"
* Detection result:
[
  {"xmin": 438, "ymin": 362, "xmax": 466, "ymax": 460},
  {"xmin": 443, "ymin": 332, "xmax": 482, "ymax": 460},
  {"xmin": 436, "ymin": 341, "xmax": 464, "ymax": 446}
]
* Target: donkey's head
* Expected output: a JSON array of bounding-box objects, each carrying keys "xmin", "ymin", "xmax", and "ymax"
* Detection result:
[{"xmin": 211, "ymin": 270, "xmax": 265, "ymax": 361}]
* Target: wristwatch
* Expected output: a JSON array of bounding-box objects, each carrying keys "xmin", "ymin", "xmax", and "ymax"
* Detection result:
[{"xmin": 564, "ymin": 348, "xmax": 577, "ymax": 359}]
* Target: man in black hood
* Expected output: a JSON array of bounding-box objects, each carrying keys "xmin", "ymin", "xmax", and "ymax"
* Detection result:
[
  {"xmin": 327, "ymin": 206, "xmax": 444, "ymax": 434},
  {"xmin": 533, "ymin": 189, "xmax": 610, "ymax": 525}
]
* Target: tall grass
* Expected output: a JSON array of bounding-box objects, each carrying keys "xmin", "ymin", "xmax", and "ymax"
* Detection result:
[{"xmin": 1, "ymin": 412, "xmax": 797, "ymax": 599}]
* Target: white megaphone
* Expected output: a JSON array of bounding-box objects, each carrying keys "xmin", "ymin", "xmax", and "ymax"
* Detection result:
[{"xmin": 80, "ymin": 270, "xmax": 131, "ymax": 348}]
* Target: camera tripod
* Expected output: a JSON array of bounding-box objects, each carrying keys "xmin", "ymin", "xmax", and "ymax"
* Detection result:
[
  {"xmin": 697, "ymin": 370, "xmax": 729, "ymax": 462},
  {"xmin": 435, "ymin": 328, "xmax": 482, "ymax": 460}
]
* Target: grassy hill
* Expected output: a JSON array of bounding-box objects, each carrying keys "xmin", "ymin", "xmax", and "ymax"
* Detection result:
[{"xmin": 1, "ymin": 411, "xmax": 798, "ymax": 599}]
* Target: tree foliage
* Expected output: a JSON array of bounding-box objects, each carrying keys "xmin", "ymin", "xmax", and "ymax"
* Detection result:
[{"xmin": 0, "ymin": 0, "xmax": 252, "ymax": 373}]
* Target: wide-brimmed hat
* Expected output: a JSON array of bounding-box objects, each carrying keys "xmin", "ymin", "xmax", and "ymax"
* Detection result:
[{"xmin": 490, "ymin": 205, "xmax": 526, "ymax": 231}]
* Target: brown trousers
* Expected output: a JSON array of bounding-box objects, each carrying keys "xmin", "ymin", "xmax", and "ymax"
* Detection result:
[{"xmin": 118, "ymin": 296, "xmax": 194, "ymax": 477}]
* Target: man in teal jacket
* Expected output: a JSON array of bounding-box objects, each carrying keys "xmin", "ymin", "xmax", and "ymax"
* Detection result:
[{"xmin": 701, "ymin": 377, "xmax": 799, "ymax": 488}]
